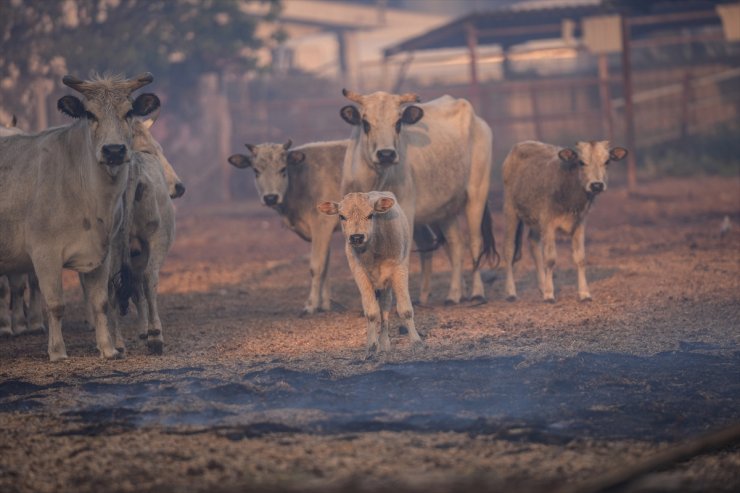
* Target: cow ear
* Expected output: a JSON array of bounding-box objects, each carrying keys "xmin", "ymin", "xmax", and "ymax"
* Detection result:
[
  {"xmin": 245, "ymin": 144, "xmax": 257, "ymax": 155},
  {"xmin": 57, "ymin": 95, "xmax": 85, "ymax": 119},
  {"xmin": 287, "ymin": 150, "xmax": 305, "ymax": 166},
  {"xmin": 374, "ymin": 196, "xmax": 395, "ymax": 213},
  {"xmin": 132, "ymin": 93, "xmax": 160, "ymax": 117},
  {"xmin": 609, "ymin": 147, "xmax": 628, "ymax": 161},
  {"xmin": 558, "ymin": 148, "xmax": 578, "ymax": 163},
  {"xmin": 141, "ymin": 106, "xmax": 160, "ymax": 129},
  {"xmin": 228, "ymin": 154, "xmax": 252, "ymax": 169},
  {"xmin": 340, "ymin": 105, "xmax": 361, "ymax": 126},
  {"xmin": 401, "ymin": 105, "xmax": 424, "ymax": 125},
  {"xmin": 317, "ymin": 201, "xmax": 339, "ymax": 215},
  {"xmin": 283, "ymin": 139, "xmax": 292, "ymax": 150}
]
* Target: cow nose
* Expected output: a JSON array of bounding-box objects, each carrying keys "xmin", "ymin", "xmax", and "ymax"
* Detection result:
[
  {"xmin": 101, "ymin": 144, "xmax": 127, "ymax": 165},
  {"xmin": 263, "ymin": 194, "xmax": 279, "ymax": 206},
  {"xmin": 376, "ymin": 149, "xmax": 397, "ymax": 164},
  {"xmin": 349, "ymin": 234, "xmax": 366, "ymax": 245},
  {"xmin": 172, "ymin": 182, "xmax": 186, "ymax": 199},
  {"xmin": 590, "ymin": 182, "xmax": 605, "ymax": 193}
]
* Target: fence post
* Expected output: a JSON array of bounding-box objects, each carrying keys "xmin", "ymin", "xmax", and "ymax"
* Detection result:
[
  {"xmin": 598, "ymin": 54, "xmax": 615, "ymax": 142},
  {"xmin": 620, "ymin": 16, "xmax": 637, "ymax": 189},
  {"xmin": 680, "ymin": 71, "xmax": 693, "ymax": 139},
  {"xmin": 530, "ymin": 85, "xmax": 543, "ymax": 141}
]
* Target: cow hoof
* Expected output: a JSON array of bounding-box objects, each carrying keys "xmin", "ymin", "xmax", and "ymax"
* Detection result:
[
  {"xmin": 103, "ymin": 349, "xmax": 124, "ymax": 360},
  {"xmin": 138, "ymin": 332, "xmax": 148, "ymax": 340},
  {"xmin": 49, "ymin": 351, "xmax": 69, "ymax": 362},
  {"xmin": 115, "ymin": 346, "xmax": 126, "ymax": 355},
  {"xmin": 147, "ymin": 339, "xmax": 164, "ymax": 355},
  {"xmin": 299, "ymin": 307, "xmax": 315, "ymax": 317},
  {"xmin": 580, "ymin": 296, "xmax": 593, "ymax": 302},
  {"xmin": 470, "ymin": 295, "xmax": 488, "ymax": 305},
  {"xmin": 444, "ymin": 298, "xmax": 459, "ymax": 306},
  {"xmin": 0, "ymin": 326, "xmax": 12, "ymax": 337},
  {"xmin": 543, "ymin": 297, "xmax": 556, "ymax": 304},
  {"xmin": 506, "ymin": 295, "xmax": 517, "ymax": 302}
]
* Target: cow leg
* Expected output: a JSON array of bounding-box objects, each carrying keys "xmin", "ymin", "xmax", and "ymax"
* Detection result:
[
  {"xmin": 503, "ymin": 203, "xmax": 519, "ymax": 301},
  {"xmin": 80, "ymin": 273, "xmax": 95, "ymax": 331},
  {"xmin": 8, "ymin": 274, "xmax": 28, "ymax": 335},
  {"xmin": 392, "ymin": 267, "xmax": 421, "ymax": 345},
  {"xmin": 352, "ymin": 262, "xmax": 380, "ymax": 358},
  {"xmin": 440, "ymin": 218, "xmax": 464, "ymax": 305},
  {"xmin": 413, "ymin": 225, "xmax": 436, "ymax": 305},
  {"xmin": 132, "ymin": 281, "xmax": 149, "ymax": 341},
  {"xmin": 541, "ymin": 226, "xmax": 557, "ymax": 303},
  {"xmin": 32, "ymin": 258, "xmax": 67, "ymax": 361},
  {"xmin": 27, "ymin": 272, "xmax": 46, "ymax": 334},
  {"xmin": 319, "ymin": 248, "xmax": 332, "ymax": 312},
  {"xmin": 0, "ymin": 277, "xmax": 11, "ymax": 336},
  {"xmin": 143, "ymin": 267, "xmax": 164, "ymax": 354},
  {"xmin": 528, "ymin": 229, "xmax": 546, "ymax": 296},
  {"xmin": 465, "ymin": 198, "xmax": 487, "ymax": 302},
  {"xmin": 378, "ymin": 287, "xmax": 392, "ymax": 353},
  {"xmin": 80, "ymin": 259, "xmax": 122, "ymax": 359},
  {"xmin": 304, "ymin": 219, "xmax": 333, "ymax": 315},
  {"xmin": 572, "ymin": 222, "xmax": 591, "ymax": 301}
]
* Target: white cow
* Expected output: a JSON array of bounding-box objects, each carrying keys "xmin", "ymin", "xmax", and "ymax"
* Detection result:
[
  {"xmin": 339, "ymin": 90, "xmax": 497, "ymax": 304},
  {"xmin": 0, "ymin": 73, "xmax": 160, "ymax": 360},
  {"xmin": 319, "ymin": 191, "xmax": 421, "ymax": 357}
]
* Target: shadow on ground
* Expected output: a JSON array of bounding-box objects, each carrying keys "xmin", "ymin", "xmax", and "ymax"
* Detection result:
[{"xmin": 2, "ymin": 349, "xmax": 739, "ymax": 444}]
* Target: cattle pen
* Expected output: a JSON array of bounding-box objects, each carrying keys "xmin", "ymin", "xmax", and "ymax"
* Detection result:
[{"xmin": 1, "ymin": 1, "xmax": 740, "ymax": 493}]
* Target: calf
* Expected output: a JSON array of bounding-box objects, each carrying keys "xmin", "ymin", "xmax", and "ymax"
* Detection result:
[
  {"xmin": 318, "ymin": 192, "xmax": 421, "ymax": 357},
  {"xmin": 502, "ymin": 140, "xmax": 627, "ymax": 302},
  {"xmin": 228, "ymin": 140, "xmax": 346, "ymax": 314}
]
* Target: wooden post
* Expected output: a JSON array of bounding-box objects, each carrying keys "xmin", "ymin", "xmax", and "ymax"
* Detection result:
[
  {"xmin": 530, "ymin": 85, "xmax": 543, "ymax": 141},
  {"xmin": 620, "ymin": 16, "xmax": 637, "ymax": 189},
  {"xmin": 680, "ymin": 71, "xmax": 693, "ymax": 139},
  {"xmin": 465, "ymin": 22, "xmax": 481, "ymax": 110},
  {"xmin": 597, "ymin": 54, "xmax": 615, "ymax": 142}
]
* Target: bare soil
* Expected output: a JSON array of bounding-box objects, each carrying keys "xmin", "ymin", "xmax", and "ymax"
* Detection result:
[{"xmin": 1, "ymin": 175, "xmax": 739, "ymax": 493}]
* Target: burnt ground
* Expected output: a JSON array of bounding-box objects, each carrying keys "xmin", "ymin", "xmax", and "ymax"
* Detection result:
[{"xmin": 1, "ymin": 175, "xmax": 739, "ymax": 493}]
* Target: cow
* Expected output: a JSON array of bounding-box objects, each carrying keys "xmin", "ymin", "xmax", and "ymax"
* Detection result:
[
  {"xmin": 502, "ymin": 140, "xmax": 628, "ymax": 302},
  {"xmin": 108, "ymin": 117, "xmax": 177, "ymax": 354},
  {"xmin": 339, "ymin": 90, "xmax": 497, "ymax": 305},
  {"xmin": 228, "ymin": 140, "xmax": 346, "ymax": 314},
  {"xmin": 0, "ymin": 73, "xmax": 160, "ymax": 361},
  {"xmin": 0, "ymin": 119, "xmax": 45, "ymax": 337},
  {"xmin": 318, "ymin": 191, "xmax": 421, "ymax": 357}
]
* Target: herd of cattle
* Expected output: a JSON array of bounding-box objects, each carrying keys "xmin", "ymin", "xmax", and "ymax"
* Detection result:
[{"xmin": 0, "ymin": 73, "xmax": 627, "ymax": 361}]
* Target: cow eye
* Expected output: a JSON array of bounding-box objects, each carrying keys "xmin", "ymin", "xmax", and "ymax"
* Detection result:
[
  {"xmin": 366, "ymin": 213, "xmax": 373, "ymax": 220},
  {"xmin": 339, "ymin": 214, "xmax": 347, "ymax": 221},
  {"xmin": 125, "ymin": 110, "xmax": 134, "ymax": 119},
  {"xmin": 579, "ymin": 160, "xmax": 586, "ymax": 167},
  {"xmin": 254, "ymin": 170, "xmax": 261, "ymax": 177},
  {"xmin": 605, "ymin": 159, "xmax": 611, "ymax": 165},
  {"xmin": 279, "ymin": 167, "xmax": 287, "ymax": 176},
  {"xmin": 85, "ymin": 111, "xmax": 98, "ymax": 122},
  {"xmin": 395, "ymin": 120, "xmax": 402, "ymax": 134},
  {"xmin": 362, "ymin": 119, "xmax": 370, "ymax": 134}
]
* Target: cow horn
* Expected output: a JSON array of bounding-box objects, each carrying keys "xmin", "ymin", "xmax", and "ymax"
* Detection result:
[
  {"xmin": 125, "ymin": 72, "xmax": 154, "ymax": 93},
  {"xmin": 283, "ymin": 139, "xmax": 292, "ymax": 150},
  {"xmin": 62, "ymin": 75, "xmax": 89, "ymax": 93},
  {"xmin": 399, "ymin": 92, "xmax": 420, "ymax": 104},
  {"xmin": 342, "ymin": 88, "xmax": 364, "ymax": 105}
]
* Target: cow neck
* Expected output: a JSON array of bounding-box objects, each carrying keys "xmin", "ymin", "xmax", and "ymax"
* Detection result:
[
  {"xmin": 553, "ymin": 164, "xmax": 593, "ymax": 216},
  {"xmin": 65, "ymin": 120, "xmax": 129, "ymax": 233}
]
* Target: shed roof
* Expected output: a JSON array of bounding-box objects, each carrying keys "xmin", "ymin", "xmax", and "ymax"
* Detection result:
[{"xmin": 383, "ymin": 0, "xmax": 729, "ymax": 58}]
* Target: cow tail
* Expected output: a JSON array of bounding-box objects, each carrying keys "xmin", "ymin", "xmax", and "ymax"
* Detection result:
[
  {"xmin": 412, "ymin": 224, "xmax": 446, "ymax": 253},
  {"xmin": 475, "ymin": 202, "xmax": 500, "ymax": 270},
  {"xmin": 513, "ymin": 219, "xmax": 524, "ymax": 264}
]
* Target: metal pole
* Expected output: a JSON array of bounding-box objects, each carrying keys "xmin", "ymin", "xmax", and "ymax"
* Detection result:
[
  {"xmin": 465, "ymin": 22, "xmax": 481, "ymax": 110},
  {"xmin": 598, "ymin": 54, "xmax": 615, "ymax": 142},
  {"xmin": 620, "ymin": 15, "xmax": 637, "ymax": 189}
]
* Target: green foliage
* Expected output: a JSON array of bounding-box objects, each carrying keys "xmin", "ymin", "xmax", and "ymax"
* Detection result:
[
  {"xmin": 0, "ymin": 0, "xmax": 280, "ymax": 105},
  {"xmin": 641, "ymin": 124, "xmax": 740, "ymax": 177}
]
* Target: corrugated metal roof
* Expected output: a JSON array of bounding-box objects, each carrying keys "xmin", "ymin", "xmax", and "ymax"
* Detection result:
[{"xmin": 383, "ymin": 0, "xmax": 729, "ymax": 58}]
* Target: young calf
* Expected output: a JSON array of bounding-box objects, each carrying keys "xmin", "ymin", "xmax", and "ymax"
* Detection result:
[
  {"xmin": 502, "ymin": 140, "xmax": 628, "ymax": 302},
  {"xmin": 318, "ymin": 192, "xmax": 421, "ymax": 357}
]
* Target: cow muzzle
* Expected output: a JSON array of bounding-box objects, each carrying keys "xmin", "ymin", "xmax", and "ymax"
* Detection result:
[
  {"xmin": 375, "ymin": 149, "xmax": 398, "ymax": 165},
  {"xmin": 589, "ymin": 182, "xmax": 605, "ymax": 194},
  {"xmin": 172, "ymin": 182, "xmax": 186, "ymax": 199},
  {"xmin": 263, "ymin": 194, "xmax": 280, "ymax": 206},
  {"xmin": 101, "ymin": 144, "xmax": 127, "ymax": 166},
  {"xmin": 349, "ymin": 234, "xmax": 366, "ymax": 246}
]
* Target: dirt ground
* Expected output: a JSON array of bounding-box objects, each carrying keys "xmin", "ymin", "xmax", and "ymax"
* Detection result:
[{"xmin": 1, "ymin": 175, "xmax": 739, "ymax": 493}]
